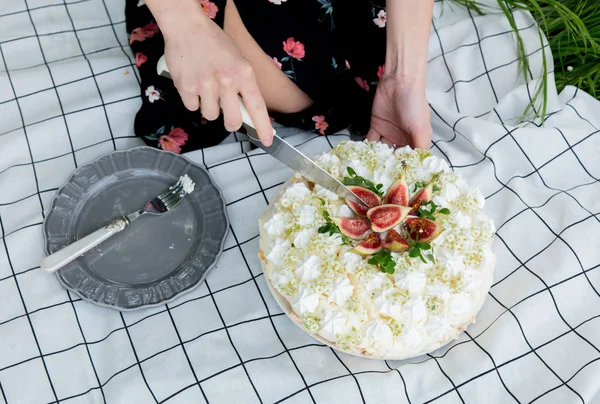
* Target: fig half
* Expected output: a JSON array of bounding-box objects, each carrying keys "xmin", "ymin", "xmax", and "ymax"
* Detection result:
[
  {"xmin": 403, "ymin": 217, "xmax": 444, "ymax": 243},
  {"xmin": 346, "ymin": 186, "xmax": 382, "ymax": 217},
  {"xmin": 367, "ymin": 204, "xmax": 412, "ymax": 233},
  {"xmin": 332, "ymin": 217, "xmax": 371, "ymax": 240},
  {"xmin": 383, "ymin": 229, "xmax": 410, "ymax": 252},
  {"xmin": 350, "ymin": 232, "xmax": 382, "ymax": 255}
]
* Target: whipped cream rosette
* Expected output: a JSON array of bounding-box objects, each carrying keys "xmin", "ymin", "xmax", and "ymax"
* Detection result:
[{"xmin": 258, "ymin": 141, "xmax": 495, "ymax": 359}]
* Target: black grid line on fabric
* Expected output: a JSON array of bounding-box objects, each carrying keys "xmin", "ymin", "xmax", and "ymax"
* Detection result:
[
  {"xmin": 2, "ymin": 61, "xmax": 137, "ymax": 102},
  {"xmin": 426, "ymin": 354, "xmax": 465, "ymax": 403},
  {"xmin": 0, "ymin": 95, "xmax": 141, "ymax": 139},
  {"xmin": 427, "ymin": 21, "xmax": 537, "ymax": 64},
  {"xmin": 328, "ymin": 349, "xmax": 366, "ymax": 403},
  {"xmin": 0, "ymin": 20, "xmax": 126, "ymax": 46},
  {"xmin": 490, "ymin": 290, "xmax": 586, "ymax": 404},
  {"xmin": 384, "ymin": 361, "xmax": 412, "ymax": 404},
  {"xmin": 468, "ymin": 8, "xmax": 498, "ymax": 103},
  {"xmin": 59, "ymin": 0, "xmax": 118, "ymax": 151},
  {"xmin": 492, "ymin": 213, "xmax": 599, "ymax": 288},
  {"xmin": 443, "ymin": 44, "xmax": 549, "ymax": 94},
  {"xmin": 0, "ymin": 217, "xmax": 59, "ymax": 402},
  {"xmin": 204, "ymin": 280, "xmax": 263, "ymax": 403},
  {"xmin": 0, "ymin": 44, "xmax": 46, "ymax": 233},
  {"xmin": 0, "ymin": 134, "xmax": 139, "ymax": 185},
  {"xmin": 431, "ymin": 105, "xmax": 599, "ymax": 225},
  {"xmin": 0, "ymin": 0, "xmax": 90, "ymax": 19},
  {"xmin": 46, "ymin": 313, "xmax": 293, "ymax": 404},
  {"xmin": 426, "ymin": 99, "xmax": 599, "ymax": 402},
  {"xmin": 565, "ymin": 91, "xmax": 599, "ymax": 131},
  {"xmin": 0, "ymin": 2, "xmax": 598, "ymax": 402},
  {"xmin": 431, "ymin": 19, "xmax": 460, "ymax": 113},
  {"xmin": 530, "ymin": 357, "xmax": 600, "ymax": 403},
  {"xmin": 211, "ymin": 144, "xmax": 318, "ymax": 404},
  {"xmin": 556, "ymin": 127, "xmax": 599, "ymax": 182},
  {"xmin": 119, "ymin": 311, "xmax": 160, "ymax": 403},
  {"xmin": 492, "ymin": 113, "xmax": 600, "ymax": 296},
  {"xmin": 164, "ymin": 306, "xmax": 209, "ymax": 402},
  {"xmin": 422, "ymin": 314, "xmax": 600, "ymax": 403},
  {"xmin": 0, "ymin": 381, "xmax": 6, "ymax": 404},
  {"xmin": 99, "ymin": 0, "xmax": 141, "ymax": 85},
  {"xmin": 463, "ymin": 331, "xmax": 520, "ymax": 402},
  {"xmin": 154, "ymin": 341, "xmax": 325, "ymax": 404}
]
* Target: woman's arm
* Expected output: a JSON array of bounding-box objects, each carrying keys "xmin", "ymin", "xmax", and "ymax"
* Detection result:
[
  {"xmin": 385, "ymin": 0, "xmax": 434, "ymax": 85},
  {"xmin": 366, "ymin": 0, "xmax": 434, "ymax": 149}
]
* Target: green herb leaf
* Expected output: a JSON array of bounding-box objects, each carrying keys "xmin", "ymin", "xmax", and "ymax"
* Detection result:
[
  {"xmin": 433, "ymin": 185, "xmax": 441, "ymax": 193},
  {"xmin": 412, "ymin": 181, "xmax": 427, "ymax": 192},
  {"xmin": 368, "ymin": 250, "xmax": 397, "ymax": 274},
  {"xmin": 418, "ymin": 242, "xmax": 432, "ymax": 250},
  {"xmin": 342, "ymin": 173, "xmax": 384, "ymax": 197},
  {"xmin": 346, "ymin": 167, "xmax": 357, "ymax": 177},
  {"xmin": 438, "ymin": 208, "xmax": 451, "ymax": 215},
  {"xmin": 409, "ymin": 248, "xmax": 421, "ymax": 258},
  {"xmin": 427, "ymin": 254, "xmax": 435, "ymax": 263},
  {"xmin": 420, "ymin": 255, "xmax": 427, "ymax": 263}
]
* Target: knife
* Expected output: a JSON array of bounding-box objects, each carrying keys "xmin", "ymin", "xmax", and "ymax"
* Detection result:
[{"xmin": 156, "ymin": 56, "xmax": 369, "ymax": 209}]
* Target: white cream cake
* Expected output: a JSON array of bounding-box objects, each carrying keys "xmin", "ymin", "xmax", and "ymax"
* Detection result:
[{"xmin": 258, "ymin": 141, "xmax": 496, "ymax": 359}]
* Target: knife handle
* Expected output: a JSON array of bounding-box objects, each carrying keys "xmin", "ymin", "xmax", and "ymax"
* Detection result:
[
  {"xmin": 156, "ymin": 55, "xmax": 276, "ymax": 139},
  {"xmin": 40, "ymin": 218, "xmax": 128, "ymax": 273}
]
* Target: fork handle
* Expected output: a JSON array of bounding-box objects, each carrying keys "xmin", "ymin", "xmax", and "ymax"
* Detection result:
[{"xmin": 40, "ymin": 217, "xmax": 129, "ymax": 273}]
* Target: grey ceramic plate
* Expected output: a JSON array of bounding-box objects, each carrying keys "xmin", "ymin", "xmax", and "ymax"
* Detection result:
[{"xmin": 43, "ymin": 147, "xmax": 229, "ymax": 310}]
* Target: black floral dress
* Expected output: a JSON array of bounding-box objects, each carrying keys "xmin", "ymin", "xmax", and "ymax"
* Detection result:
[{"xmin": 126, "ymin": 0, "xmax": 388, "ymax": 153}]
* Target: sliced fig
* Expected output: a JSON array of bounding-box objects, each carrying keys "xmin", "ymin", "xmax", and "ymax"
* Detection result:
[
  {"xmin": 408, "ymin": 172, "xmax": 442, "ymax": 215},
  {"xmin": 367, "ymin": 204, "xmax": 412, "ymax": 233},
  {"xmin": 404, "ymin": 217, "xmax": 444, "ymax": 242},
  {"xmin": 383, "ymin": 229, "xmax": 410, "ymax": 252},
  {"xmin": 385, "ymin": 170, "xmax": 409, "ymax": 206},
  {"xmin": 346, "ymin": 186, "xmax": 382, "ymax": 217},
  {"xmin": 350, "ymin": 233, "xmax": 382, "ymax": 255},
  {"xmin": 332, "ymin": 217, "xmax": 371, "ymax": 240}
]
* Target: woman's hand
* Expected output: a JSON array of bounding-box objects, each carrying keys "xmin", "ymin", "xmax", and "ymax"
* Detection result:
[
  {"xmin": 149, "ymin": 0, "xmax": 273, "ymax": 146},
  {"xmin": 366, "ymin": 76, "xmax": 431, "ymax": 149},
  {"xmin": 370, "ymin": 0, "xmax": 435, "ymax": 150}
]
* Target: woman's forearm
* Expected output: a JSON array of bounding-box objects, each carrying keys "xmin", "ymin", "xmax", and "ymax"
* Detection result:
[
  {"xmin": 385, "ymin": 0, "xmax": 434, "ymax": 84},
  {"xmin": 145, "ymin": 0, "xmax": 210, "ymax": 39}
]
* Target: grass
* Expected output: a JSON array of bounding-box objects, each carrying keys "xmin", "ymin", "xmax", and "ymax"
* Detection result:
[{"xmin": 444, "ymin": 0, "xmax": 600, "ymax": 122}]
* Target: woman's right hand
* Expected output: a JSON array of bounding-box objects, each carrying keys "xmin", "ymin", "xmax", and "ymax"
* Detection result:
[{"xmin": 156, "ymin": 1, "xmax": 274, "ymax": 146}]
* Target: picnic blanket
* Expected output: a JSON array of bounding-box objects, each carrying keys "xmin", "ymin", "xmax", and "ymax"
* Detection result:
[{"xmin": 1, "ymin": 0, "xmax": 599, "ymax": 403}]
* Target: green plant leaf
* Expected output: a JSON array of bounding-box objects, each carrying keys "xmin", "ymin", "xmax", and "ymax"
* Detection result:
[
  {"xmin": 409, "ymin": 248, "xmax": 421, "ymax": 258},
  {"xmin": 438, "ymin": 208, "xmax": 451, "ymax": 215}
]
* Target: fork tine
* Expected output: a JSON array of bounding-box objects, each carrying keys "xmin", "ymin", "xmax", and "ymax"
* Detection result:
[
  {"xmin": 165, "ymin": 195, "xmax": 184, "ymax": 210},
  {"xmin": 160, "ymin": 186, "xmax": 184, "ymax": 206},
  {"xmin": 159, "ymin": 183, "xmax": 183, "ymax": 202},
  {"xmin": 158, "ymin": 178, "xmax": 183, "ymax": 199}
]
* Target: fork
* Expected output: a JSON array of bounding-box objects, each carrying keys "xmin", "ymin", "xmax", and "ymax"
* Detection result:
[{"xmin": 40, "ymin": 174, "xmax": 195, "ymax": 273}]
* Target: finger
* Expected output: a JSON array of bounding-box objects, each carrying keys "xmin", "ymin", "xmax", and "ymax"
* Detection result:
[
  {"xmin": 179, "ymin": 92, "xmax": 200, "ymax": 112},
  {"xmin": 240, "ymin": 85, "xmax": 273, "ymax": 147},
  {"xmin": 199, "ymin": 85, "xmax": 220, "ymax": 121},
  {"xmin": 365, "ymin": 129, "xmax": 381, "ymax": 142},
  {"xmin": 380, "ymin": 136, "xmax": 395, "ymax": 148},
  {"xmin": 411, "ymin": 126, "xmax": 433, "ymax": 150},
  {"xmin": 219, "ymin": 90, "xmax": 242, "ymax": 132}
]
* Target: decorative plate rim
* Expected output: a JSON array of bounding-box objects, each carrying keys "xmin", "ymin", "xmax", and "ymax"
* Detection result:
[{"xmin": 42, "ymin": 146, "xmax": 229, "ymax": 311}]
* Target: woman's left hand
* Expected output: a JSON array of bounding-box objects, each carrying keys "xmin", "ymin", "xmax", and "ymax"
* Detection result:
[{"xmin": 366, "ymin": 75, "xmax": 432, "ymax": 150}]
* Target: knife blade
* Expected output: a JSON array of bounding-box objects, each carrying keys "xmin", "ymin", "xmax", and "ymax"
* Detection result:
[
  {"xmin": 156, "ymin": 55, "xmax": 369, "ymax": 209},
  {"xmin": 241, "ymin": 123, "xmax": 369, "ymax": 207}
]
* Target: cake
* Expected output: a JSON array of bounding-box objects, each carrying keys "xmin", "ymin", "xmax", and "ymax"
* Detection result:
[{"xmin": 258, "ymin": 141, "xmax": 495, "ymax": 359}]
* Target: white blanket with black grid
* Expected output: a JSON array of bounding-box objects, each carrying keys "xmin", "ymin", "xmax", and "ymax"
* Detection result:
[{"xmin": 1, "ymin": 0, "xmax": 599, "ymax": 403}]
